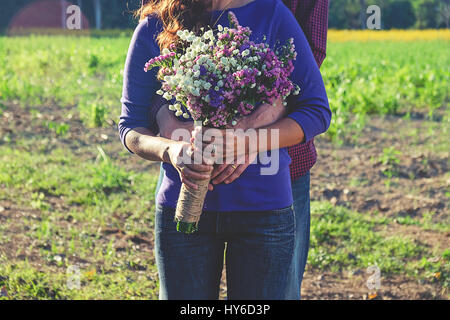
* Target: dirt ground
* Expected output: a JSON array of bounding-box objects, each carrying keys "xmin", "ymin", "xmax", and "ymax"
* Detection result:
[
  {"xmin": 311, "ymin": 115, "xmax": 448, "ymax": 222},
  {"xmin": 1, "ymin": 103, "xmax": 448, "ymax": 299},
  {"xmin": 301, "ymin": 113, "xmax": 449, "ymax": 300}
]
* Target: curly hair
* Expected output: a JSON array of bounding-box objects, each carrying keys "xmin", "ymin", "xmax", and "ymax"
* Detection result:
[{"xmin": 136, "ymin": 0, "xmax": 213, "ymax": 50}]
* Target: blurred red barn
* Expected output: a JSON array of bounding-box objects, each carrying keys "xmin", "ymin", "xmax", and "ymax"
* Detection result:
[{"xmin": 8, "ymin": 0, "xmax": 90, "ymax": 32}]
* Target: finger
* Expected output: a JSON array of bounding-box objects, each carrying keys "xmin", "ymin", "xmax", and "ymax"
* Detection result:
[
  {"xmin": 180, "ymin": 176, "xmax": 198, "ymax": 190},
  {"xmin": 190, "ymin": 148, "xmax": 215, "ymax": 166},
  {"xmin": 185, "ymin": 163, "xmax": 213, "ymax": 174},
  {"xmin": 224, "ymin": 163, "xmax": 249, "ymax": 184},
  {"xmin": 182, "ymin": 166, "xmax": 211, "ymax": 180},
  {"xmin": 211, "ymin": 165, "xmax": 236, "ymax": 185},
  {"xmin": 211, "ymin": 163, "xmax": 228, "ymax": 180},
  {"xmin": 208, "ymin": 183, "xmax": 214, "ymax": 191},
  {"xmin": 191, "ymin": 127, "xmax": 203, "ymax": 142}
]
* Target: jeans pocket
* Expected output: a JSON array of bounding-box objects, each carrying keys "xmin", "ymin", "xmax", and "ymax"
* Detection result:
[{"xmin": 247, "ymin": 207, "xmax": 295, "ymax": 249}]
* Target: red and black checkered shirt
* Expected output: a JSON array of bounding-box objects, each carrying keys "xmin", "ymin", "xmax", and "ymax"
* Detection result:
[
  {"xmin": 145, "ymin": 0, "xmax": 329, "ymax": 181},
  {"xmin": 282, "ymin": 0, "xmax": 328, "ymax": 180}
]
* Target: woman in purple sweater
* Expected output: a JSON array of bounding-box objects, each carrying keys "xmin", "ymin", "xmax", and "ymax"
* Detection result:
[{"xmin": 119, "ymin": 0, "xmax": 331, "ymax": 300}]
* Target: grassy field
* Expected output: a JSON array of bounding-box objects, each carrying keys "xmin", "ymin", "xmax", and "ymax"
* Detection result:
[{"xmin": 0, "ymin": 30, "xmax": 448, "ymax": 299}]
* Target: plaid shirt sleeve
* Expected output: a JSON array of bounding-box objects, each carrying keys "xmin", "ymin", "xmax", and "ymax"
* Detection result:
[
  {"xmin": 285, "ymin": 0, "xmax": 328, "ymax": 68},
  {"xmin": 283, "ymin": 0, "xmax": 329, "ymax": 180}
]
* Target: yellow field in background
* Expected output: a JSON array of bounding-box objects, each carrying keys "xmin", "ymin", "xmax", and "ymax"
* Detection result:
[{"xmin": 328, "ymin": 29, "xmax": 450, "ymax": 42}]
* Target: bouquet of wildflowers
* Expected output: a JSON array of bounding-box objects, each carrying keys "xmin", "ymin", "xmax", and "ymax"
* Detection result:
[{"xmin": 144, "ymin": 12, "xmax": 300, "ymax": 234}]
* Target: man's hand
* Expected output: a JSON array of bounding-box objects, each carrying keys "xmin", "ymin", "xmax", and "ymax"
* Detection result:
[
  {"xmin": 193, "ymin": 98, "xmax": 286, "ymax": 162},
  {"xmin": 208, "ymin": 152, "xmax": 258, "ymax": 190},
  {"xmin": 156, "ymin": 104, "xmax": 194, "ymax": 142},
  {"xmin": 233, "ymin": 97, "xmax": 286, "ymax": 131}
]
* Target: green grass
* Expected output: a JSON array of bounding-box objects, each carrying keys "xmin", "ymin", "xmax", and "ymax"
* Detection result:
[
  {"xmin": 0, "ymin": 36, "xmax": 128, "ymax": 127},
  {"xmin": 0, "ymin": 146, "xmax": 160, "ymax": 299},
  {"xmin": 309, "ymin": 202, "xmax": 449, "ymax": 291},
  {"xmin": 0, "ymin": 146, "xmax": 156, "ymax": 225},
  {"xmin": 321, "ymin": 41, "xmax": 449, "ymax": 142}
]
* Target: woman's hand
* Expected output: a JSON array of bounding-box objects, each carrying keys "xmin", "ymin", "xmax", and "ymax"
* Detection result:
[{"xmin": 167, "ymin": 141, "xmax": 213, "ymax": 190}]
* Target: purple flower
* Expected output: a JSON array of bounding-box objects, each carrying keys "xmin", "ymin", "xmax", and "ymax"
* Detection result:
[
  {"xmin": 199, "ymin": 65, "xmax": 207, "ymax": 76},
  {"xmin": 239, "ymin": 43, "xmax": 250, "ymax": 53}
]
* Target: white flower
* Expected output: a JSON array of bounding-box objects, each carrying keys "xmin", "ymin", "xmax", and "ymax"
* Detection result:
[
  {"xmin": 203, "ymin": 30, "xmax": 214, "ymax": 40},
  {"xmin": 190, "ymin": 87, "xmax": 200, "ymax": 96},
  {"xmin": 168, "ymin": 104, "xmax": 176, "ymax": 111},
  {"xmin": 163, "ymin": 92, "xmax": 172, "ymax": 100},
  {"xmin": 183, "ymin": 113, "xmax": 190, "ymax": 119},
  {"xmin": 217, "ymin": 25, "xmax": 223, "ymax": 31},
  {"xmin": 156, "ymin": 89, "xmax": 164, "ymax": 95},
  {"xmin": 241, "ymin": 49, "xmax": 250, "ymax": 57},
  {"xmin": 175, "ymin": 110, "xmax": 183, "ymax": 117},
  {"xmin": 162, "ymin": 48, "xmax": 170, "ymax": 55}
]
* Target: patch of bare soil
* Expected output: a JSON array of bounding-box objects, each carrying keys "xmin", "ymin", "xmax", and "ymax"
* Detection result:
[
  {"xmin": 301, "ymin": 270, "xmax": 447, "ymax": 300},
  {"xmin": 0, "ymin": 102, "xmax": 160, "ymax": 174},
  {"xmin": 311, "ymin": 115, "xmax": 449, "ymax": 222}
]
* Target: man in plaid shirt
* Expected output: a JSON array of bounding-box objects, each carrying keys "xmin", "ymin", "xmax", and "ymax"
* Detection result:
[{"xmin": 142, "ymin": 0, "xmax": 328, "ymax": 299}]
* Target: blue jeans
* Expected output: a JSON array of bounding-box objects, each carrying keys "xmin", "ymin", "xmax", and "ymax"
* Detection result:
[
  {"xmin": 284, "ymin": 171, "xmax": 311, "ymax": 300},
  {"xmin": 154, "ymin": 166, "xmax": 310, "ymax": 300},
  {"xmin": 155, "ymin": 204, "xmax": 295, "ymax": 299}
]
